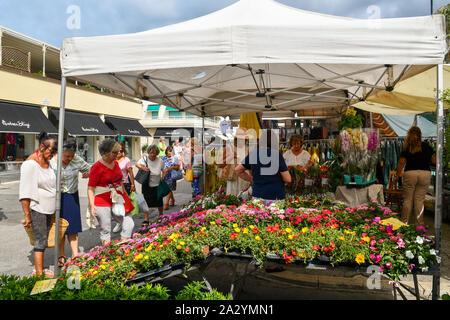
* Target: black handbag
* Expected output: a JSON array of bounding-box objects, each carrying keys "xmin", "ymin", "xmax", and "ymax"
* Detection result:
[{"xmin": 135, "ymin": 156, "xmax": 150, "ymax": 185}]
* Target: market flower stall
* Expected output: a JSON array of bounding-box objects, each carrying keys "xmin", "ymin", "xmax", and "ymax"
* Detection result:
[{"xmin": 60, "ymin": 188, "xmax": 440, "ymax": 299}]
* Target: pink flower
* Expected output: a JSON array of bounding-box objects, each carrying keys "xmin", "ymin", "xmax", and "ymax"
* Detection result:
[{"xmin": 385, "ymin": 263, "xmax": 392, "ymax": 269}]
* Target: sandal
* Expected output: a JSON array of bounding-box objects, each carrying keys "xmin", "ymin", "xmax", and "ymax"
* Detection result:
[
  {"xmin": 164, "ymin": 204, "xmax": 169, "ymax": 210},
  {"xmin": 170, "ymin": 199, "xmax": 175, "ymax": 206},
  {"xmin": 31, "ymin": 269, "xmax": 54, "ymax": 278},
  {"xmin": 57, "ymin": 256, "xmax": 67, "ymax": 268}
]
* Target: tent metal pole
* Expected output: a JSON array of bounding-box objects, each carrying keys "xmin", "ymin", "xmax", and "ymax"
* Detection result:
[
  {"xmin": 54, "ymin": 76, "xmax": 67, "ymax": 277},
  {"xmin": 432, "ymin": 63, "xmax": 444, "ymax": 300},
  {"xmin": 201, "ymin": 105, "xmax": 205, "ymax": 195}
]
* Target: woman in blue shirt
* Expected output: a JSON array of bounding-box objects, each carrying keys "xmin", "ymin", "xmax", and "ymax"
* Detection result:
[{"xmin": 235, "ymin": 130, "xmax": 291, "ymax": 203}]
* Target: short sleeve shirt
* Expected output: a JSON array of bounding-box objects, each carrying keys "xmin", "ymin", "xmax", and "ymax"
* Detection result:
[
  {"xmin": 50, "ymin": 154, "xmax": 91, "ymax": 193},
  {"xmin": 400, "ymin": 142, "xmax": 434, "ymax": 172},
  {"xmin": 283, "ymin": 149, "xmax": 311, "ymax": 167},
  {"xmin": 19, "ymin": 160, "xmax": 56, "ymax": 215},
  {"xmin": 88, "ymin": 160, "xmax": 123, "ymax": 206},
  {"xmin": 137, "ymin": 156, "xmax": 165, "ymax": 187},
  {"xmin": 118, "ymin": 157, "xmax": 132, "ymax": 183},
  {"xmin": 242, "ymin": 148, "xmax": 288, "ymax": 200}
]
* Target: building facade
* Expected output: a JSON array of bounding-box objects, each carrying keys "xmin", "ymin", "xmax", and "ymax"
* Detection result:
[{"xmin": 0, "ymin": 26, "xmax": 149, "ymax": 167}]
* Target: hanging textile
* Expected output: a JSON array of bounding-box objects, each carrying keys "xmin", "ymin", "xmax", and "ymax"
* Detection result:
[{"xmin": 239, "ymin": 113, "xmax": 261, "ymax": 139}]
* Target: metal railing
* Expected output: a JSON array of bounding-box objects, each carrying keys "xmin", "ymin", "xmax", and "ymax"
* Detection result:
[{"xmin": 1, "ymin": 46, "xmax": 31, "ymax": 72}]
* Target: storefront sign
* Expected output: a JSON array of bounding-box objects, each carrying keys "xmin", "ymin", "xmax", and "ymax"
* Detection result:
[
  {"xmin": 2, "ymin": 120, "xmax": 31, "ymax": 129},
  {"xmin": 81, "ymin": 126, "xmax": 99, "ymax": 133},
  {"xmin": 128, "ymin": 129, "xmax": 140, "ymax": 135}
]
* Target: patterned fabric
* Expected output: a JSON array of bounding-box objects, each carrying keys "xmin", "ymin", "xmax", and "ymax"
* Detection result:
[
  {"xmin": 162, "ymin": 156, "xmax": 177, "ymax": 191},
  {"xmin": 192, "ymin": 177, "xmax": 201, "ymax": 196},
  {"xmin": 50, "ymin": 154, "xmax": 90, "ymax": 194}
]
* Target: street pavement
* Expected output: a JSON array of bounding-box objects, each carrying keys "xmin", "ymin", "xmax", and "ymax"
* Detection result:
[{"xmin": 1, "ymin": 168, "xmax": 449, "ymax": 299}]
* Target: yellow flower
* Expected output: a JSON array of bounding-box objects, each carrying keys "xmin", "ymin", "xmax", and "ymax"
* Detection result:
[
  {"xmin": 100, "ymin": 265, "xmax": 106, "ymax": 270},
  {"xmin": 233, "ymin": 223, "xmax": 238, "ymax": 228},
  {"xmin": 180, "ymin": 241, "xmax": 185, "ymax": 246},
  {"xmin": 176, "ymin": 245, "xmax": 182, "ymax": 250},
  {"xmin": 355, "ymin": 253, "xmax": 365, "ymax": 265},
  {"xmin": 299, "ymin": 252, "xmax": 305, "ymax": 258},
  {"xmin": 249, "ymin": 225, "xmax": 255, "ymax": 229},
  {"xmin": 339, "ymin": 236, "xmax": 346, "ymax": 241},
  {"xmin": 363, "ymin": 236, "xmax": 370, "ymax": 243},
  {"xmin": 201, "ymin": 227, "xmax": 206, "ymax": 232},
  {"xmin": 285, "ymin": 228, "xmax": 292, "ymax": 234},
  {"xmin": 322, "ymin": 230, "xmax": 326, "ymax": 235},
  {"xmin": 243, "ymin": 228, "xmax": 249, "ymax": 234},
  {"xmin": 145, "ymin": 246, "xmax": 152, "ymax": 252},
  {"xmin": 302, "ymin": 227, "xmax": 309, "ymax": 233},
  {"xmin": 144, "ymin": 255, "xmax": 149, "ymax": 260},
  {"xmin": 255, "ymin": 236, "xmax": 261, "ymax": 241},
  {"xmin": 210, "ymin": 221, "xmax": 216, "ymax": 225},
  {"xmin": 288, "ymin": 235, "xmax": 294, "ymax": 240},
  {"xmin": 224, "ymin": 246, "xmax": 228, "ymax": 253},
  {"xmin": 234, "ymin": 228, "xmax": 241, "ymax": 233}
]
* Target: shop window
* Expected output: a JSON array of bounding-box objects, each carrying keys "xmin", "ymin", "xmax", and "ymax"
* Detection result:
[
  {"xmin": 152, "ymin": 111, "xmax": 159, "ymax": 119},
  {"xmin": 169, "ymin": 111, "xmax": 183, "ymax": 119}
]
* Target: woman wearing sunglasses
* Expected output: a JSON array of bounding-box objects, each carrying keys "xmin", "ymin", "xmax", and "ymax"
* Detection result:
[
  {"xmin": 19, "ymin": 131, "xmax": 58, "ymax": 278},
  {"xmin": 87, "ymin": 139, "xmax": 135, "ymax": 246}
]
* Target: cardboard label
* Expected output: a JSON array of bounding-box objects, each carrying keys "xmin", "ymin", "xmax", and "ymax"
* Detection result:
[
  {"xmin": 30, "ymin": 279, "xmax": 57, "ymax": 296},
  {"xmin": 380, "ymin": 217, "xmax": 406, "ymax": 231}
]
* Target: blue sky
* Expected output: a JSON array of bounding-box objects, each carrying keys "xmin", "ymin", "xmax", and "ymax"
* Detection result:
[{"xmin": 0, "ymin": 0, "xmax": 448, "ymax": 47}]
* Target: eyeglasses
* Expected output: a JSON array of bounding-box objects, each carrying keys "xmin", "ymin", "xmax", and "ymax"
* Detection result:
[
  {"xmin": 111, "ymin": 151, "xmax": 119, "ymax": 155},
  {"xmin": 118, "ymin": 150, "xmax": 124, "ymax": 153}
]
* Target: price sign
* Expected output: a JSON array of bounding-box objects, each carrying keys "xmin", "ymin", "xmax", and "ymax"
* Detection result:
[{"xmin": 30, "ymin": 279, "xmax": 57, "ymax": 296}]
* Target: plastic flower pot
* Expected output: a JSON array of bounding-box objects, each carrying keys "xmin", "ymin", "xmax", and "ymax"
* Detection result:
[
  {"xmin": 354, "ymin": 175, "xmax": 364, "ymax": 185},
  {"xmin": 344, "ymin": 175, "xmax": 351, "ymax": 184}
]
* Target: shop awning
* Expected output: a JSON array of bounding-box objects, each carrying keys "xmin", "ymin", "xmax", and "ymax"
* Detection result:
[
  {"xmin": 0, "ymin": 101, "xmax": 57, "ymax": 134},
  {"xmin": 104, "ymin": 116, "xmax": 151, "ymax": 137},
  {"xmin": 49, "ymin": 109, "xmax": 115, "ymax": 136}
]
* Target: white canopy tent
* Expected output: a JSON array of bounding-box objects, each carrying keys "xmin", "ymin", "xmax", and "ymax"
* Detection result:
[{"xmin": 57, "ymin": 0, "xmax": 447, "ymax": 298}]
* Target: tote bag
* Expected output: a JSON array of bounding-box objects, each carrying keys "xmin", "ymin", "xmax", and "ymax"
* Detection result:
[
  {"xmin": 135, "ymin": 156, "xmax": 150, "ymax": 184},
  {"xmin": 185, "ymin": 168, "xmax": 193, "ymax": 182},
  {"xmin": 157, "ymin": 180, "xmax": 172, "ymax": 199}
]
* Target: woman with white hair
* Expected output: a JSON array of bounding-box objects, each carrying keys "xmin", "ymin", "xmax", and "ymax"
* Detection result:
[{"xmin": 136, "ymin": 144, "xmax": 166, "ymax": 226}]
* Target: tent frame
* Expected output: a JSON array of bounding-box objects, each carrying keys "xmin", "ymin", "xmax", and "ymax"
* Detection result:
[
  {"xmin": 107, "ymin": 64, "xmax": 399, "ymax": 117},
  {"xmin": 55, "ymin": 65, "xmax": 446, "ymax": 300}
]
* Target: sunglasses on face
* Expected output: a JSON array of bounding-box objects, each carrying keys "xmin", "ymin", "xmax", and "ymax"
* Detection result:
[{"xmin": 44, "ymin": 144, "xmax": 58, "ymax": 155}]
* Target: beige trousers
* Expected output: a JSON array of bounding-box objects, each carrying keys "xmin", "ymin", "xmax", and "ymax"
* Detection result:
[{"xmin": 401, "ymin": 170, "xmax": 431, "ymax": 225}]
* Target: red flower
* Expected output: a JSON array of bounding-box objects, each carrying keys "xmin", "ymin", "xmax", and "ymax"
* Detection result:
[
  {"xmin": 184, "ymin": 248, "xmax": 190, "ymax": 253},
  {"xmin": 230, "ymin": 233, "xmax": 239, "ymax": 240},
  {"xmin": 313, "ymin": 245, "xmax": 320, "ymax": 250}
]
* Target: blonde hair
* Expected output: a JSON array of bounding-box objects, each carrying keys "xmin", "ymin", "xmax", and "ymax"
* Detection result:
[{"xmin": 404, "ymin": 126, "xmax": 422, "ymax": 154}]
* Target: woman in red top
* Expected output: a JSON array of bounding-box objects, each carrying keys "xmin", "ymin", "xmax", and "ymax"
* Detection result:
[{"xmin": 87, "ymin": 139, "xmax": 135, "ymax": 245}]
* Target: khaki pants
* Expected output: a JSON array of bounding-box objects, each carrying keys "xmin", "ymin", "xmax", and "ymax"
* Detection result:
[{"xmin": 401, "ymin": 170, "xmax": 431, "ymax": 225}]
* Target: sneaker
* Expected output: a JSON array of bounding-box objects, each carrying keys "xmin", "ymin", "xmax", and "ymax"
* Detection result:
[{"xmin": 112, "ymin": 223, "xmax": 122, "ymax": 233}]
